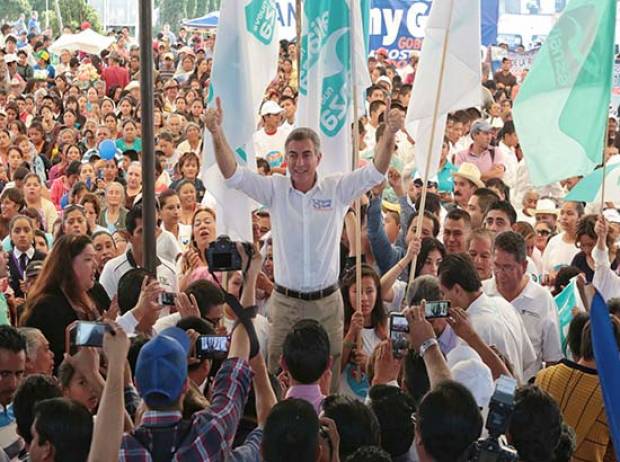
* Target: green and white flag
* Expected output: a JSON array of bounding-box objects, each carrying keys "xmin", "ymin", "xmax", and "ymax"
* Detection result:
[
  {"xmin": 297, "ymin": 0, "xmax": 371, "ymax": 175},
  {"xmin": 512, "ymin": 0, "xmax": 616, "ymax": 186},
  {"xmin": 554, "ymin": 276, "xmax": 585, "ymax": 357},
  {"xmin": 201, "ymin": 0, "xmax": 279, "ymax": 241}
]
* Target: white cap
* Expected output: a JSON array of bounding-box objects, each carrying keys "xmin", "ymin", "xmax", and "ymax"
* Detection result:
[
  {"xmin": 603, "ymin": 208, "xmax": 620, "ymax": 224},
  {"xmin": 260, "ymin": 100, "xmax": 284, "ymax": 116},
  {"xmin": 3, "ymin": 54, "xmax": 17, "ymax": 64}
]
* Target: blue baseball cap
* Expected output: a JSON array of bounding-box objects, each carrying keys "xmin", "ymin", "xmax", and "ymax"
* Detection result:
[{"xmin": 135, "ymin": 327, "xmax": 190, "ymax": 407}]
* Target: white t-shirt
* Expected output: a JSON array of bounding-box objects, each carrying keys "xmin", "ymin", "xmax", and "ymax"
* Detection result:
[
  {"xmin": 157, "ymin": 229, "xmax": 182, "ymax": 263},
  {"xmin": 542, "ymin": 232, "xmax": 579, "ymax": 276},
  {"xmin": 253, "ymin": 126, "xmax": 292, "ymax": 168}
]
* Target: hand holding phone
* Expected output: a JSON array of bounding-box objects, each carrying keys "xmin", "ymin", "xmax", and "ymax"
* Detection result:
[
  {"xmin": 195, "ymin": 335, "xmax": 229, "ymax": 360},
  {"xmin": 75, "ymin": 321, "xmax": 112, "ymax": 348}
]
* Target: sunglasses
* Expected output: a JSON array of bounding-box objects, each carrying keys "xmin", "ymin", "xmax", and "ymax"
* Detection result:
[
  {"xmin": 413, "ymin": 180, "xmax": 438, "ymax": 188},
  {"xmin": 536, "ymin": 229, "xmax": 551, "ymax": 236}
]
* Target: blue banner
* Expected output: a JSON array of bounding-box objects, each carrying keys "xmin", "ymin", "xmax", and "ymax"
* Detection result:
[{"xmin": 368, "ymin": 0, "xmax": 498, "ymax": 61}]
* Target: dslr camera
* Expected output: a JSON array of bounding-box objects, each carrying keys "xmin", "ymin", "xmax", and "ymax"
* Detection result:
[
  {"xmin": 467, "ymin": 375, "xmax": 519, "ymax": 462},
  {"xmin": 205, "ymin": 235, "xmax": 254, "ymax": 272}
]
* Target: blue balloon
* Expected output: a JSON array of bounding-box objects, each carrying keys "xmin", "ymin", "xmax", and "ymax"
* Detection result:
[{"xmin": 99, "ymin": 139, "xmax": 117, "ymax": 160}]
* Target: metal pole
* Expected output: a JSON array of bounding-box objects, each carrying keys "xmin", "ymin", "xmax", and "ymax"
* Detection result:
[{"xmin": 138, "ymin": 0, "xmax": 158, "ymax": 273}]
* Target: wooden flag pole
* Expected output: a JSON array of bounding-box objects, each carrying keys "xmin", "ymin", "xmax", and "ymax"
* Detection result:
[
  {"xmin": 601, "ymin": 138, "xmax": 608, "ymax": 211},
  {"xmin": 405, "ymin": 0, "xmax": 455, "ymax": 304},
  {"xmin": 296, "ymin": 0, "xmax": 302, "ymax": 89},
  {"xmin": 349, "ymin": 1, "xmax": 364, "ymax": 378}
]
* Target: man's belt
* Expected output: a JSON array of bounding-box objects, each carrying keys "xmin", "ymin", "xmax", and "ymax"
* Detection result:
[{"xmin": 274, "ymin": 283, "xmax": 340, "ymax": 301}]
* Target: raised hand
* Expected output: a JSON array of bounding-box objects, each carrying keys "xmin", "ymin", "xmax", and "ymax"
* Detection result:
[{"xmin": 204, "ymin": 96, "xmax": 224, "ymax": 133}]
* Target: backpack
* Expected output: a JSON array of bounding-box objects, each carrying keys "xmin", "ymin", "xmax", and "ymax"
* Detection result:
[{"xmin": 131, "ymin": 419, "xmax": 193, "ymax": 462}]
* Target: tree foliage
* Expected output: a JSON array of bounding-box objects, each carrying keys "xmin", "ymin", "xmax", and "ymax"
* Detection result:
[
  {"xmin": 1, "ymin": 0, "xmax": 32, "ymax": 22},
  {"xmin": 45, "ymin": 0, "xmax": 102, "ymax": 35},
  {"xmin": 159, "ymin": 0, "xmax": 187, "ymax": 30}
]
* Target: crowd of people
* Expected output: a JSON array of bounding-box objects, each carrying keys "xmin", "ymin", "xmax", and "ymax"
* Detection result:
[{"xmin": 0, "ymin": 12, "xmax": 618, "ymax": 462}]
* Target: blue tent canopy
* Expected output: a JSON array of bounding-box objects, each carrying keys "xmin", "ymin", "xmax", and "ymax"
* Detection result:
[{"xmin": 182, "ymin": 11, "xmax": 219, "ymax": 29}]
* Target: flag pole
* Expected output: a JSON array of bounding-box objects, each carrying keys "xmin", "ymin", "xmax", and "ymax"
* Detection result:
[
  {"xmin": 349, "ymin": 0, "xmax": 364, "ymax": 374},
  {"xmin": 296, "ymin": 0, "xmax": 302, "ymax": 89},
  {"xmin": 405, "ymin": 0, "xmax": 455, "ymax": 304},
  {"xmin": 601, "ymin": 137, "xmax": 608, "ymax": 211}
]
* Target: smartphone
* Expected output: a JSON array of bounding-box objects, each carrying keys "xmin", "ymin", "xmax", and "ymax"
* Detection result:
[
  {"xmin": 97, "ymin": 169, "xmax": 104, "ymax": 180},
  {"xmin": 389, "ymin": 313, "xmax": 409, "ymax": 358},
  {"xmin": 424, "ymin": 300, "xmax": 451, "ymax": 319},
  {"xmin": 159, "ymin": 292, "xmax": 177, "ymax": 306},
  {"xmin": 75, "ymin": 321, "xmax": 109, "ymax": 348},
  {"xmin": 195, "ymin": 335, "xmax": 229, "ymax": 360}
]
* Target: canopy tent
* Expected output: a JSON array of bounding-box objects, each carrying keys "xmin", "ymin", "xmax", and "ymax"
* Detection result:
[
  {"xmin": 181, "ymin": 11, "xmax": 220, "ymax": 29},
  {"xmin": 49, "ymin": 28, "xmax": 116, "ymax": 55}
]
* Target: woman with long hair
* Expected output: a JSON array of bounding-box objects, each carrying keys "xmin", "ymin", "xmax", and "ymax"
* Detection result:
[
  {"xmin": 20, "ymin": 234, "xmax": 110, "ymax": 371},
  {"xmin": 178, "ymin": 207, "xmax": 217, "ymax": 291},
  {"xmin": 380, "ymin": 237, "xmax": 446, "ymax": 312},
  {"xmin": 339, "ymin": 263, "xmax": 387, "ymax": 400}
]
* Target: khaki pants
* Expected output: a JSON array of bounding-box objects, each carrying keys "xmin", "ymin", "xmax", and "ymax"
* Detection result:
[{"xmin": 267, "ymin": 289, "xmax": 344, "ymax": 392}]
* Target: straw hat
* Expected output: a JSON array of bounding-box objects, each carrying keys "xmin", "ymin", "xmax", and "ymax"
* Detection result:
[
  {"xmin": 529, "ymin": 198, "xmax": 560, "ymax": 216},
  {"xmin": 453, "ymin": 162, "xmax": 484, "ymax": 188}
]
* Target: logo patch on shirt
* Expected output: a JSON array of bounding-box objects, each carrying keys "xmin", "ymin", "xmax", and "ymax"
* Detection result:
[{"xmin": 311, "ymin": 199, "xmax": 333, "ymax": 211}]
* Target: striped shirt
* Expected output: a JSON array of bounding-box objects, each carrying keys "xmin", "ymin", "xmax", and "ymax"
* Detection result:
[{"xmin": 535, "ymin": 359, "xmax": 611, "ymax": 462}]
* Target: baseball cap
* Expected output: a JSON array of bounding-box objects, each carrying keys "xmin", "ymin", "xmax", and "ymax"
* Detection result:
[
  {"xmin": 469, "ymin": 119, "xmax": 493, "ymax": 136},
  {"xmin": 376, "ymin": 75, "xmax": 392, "ymax": 89},
  {"xmin": 4, "ymin": 54, "xmax": 17, "ymax": 64},
  {"xmin": 135, "ymin": 327, "xmax": 190, "ymax": 407},
  {"xmin": 163, "ymin": 52, "xmax": 174, "ymax": 60},
  {"xmin": 260, "ymin": 100, "xmax": 284, "ymax": 116}
]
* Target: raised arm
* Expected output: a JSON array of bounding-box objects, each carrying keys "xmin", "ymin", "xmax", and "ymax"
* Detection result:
[
  {"xmin": 380, "ymin": 237, "xmax": 420, "ymax": 302},
  {"xmin": 374, "ymin": 100, "xmax": 404, "ymax": 174},
  {"xmin": 205, "ymin": 97, "xmax": 238, "ymax": 179}
]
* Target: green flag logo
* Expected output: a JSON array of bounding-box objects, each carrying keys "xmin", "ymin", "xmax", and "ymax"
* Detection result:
[
  {"xmin": 299, "ymin": 0, "xmax": 352, "ymax": 138},
  {"xmin": 245, "ymin": 0, "xmax": 277, "ymax": 45}
]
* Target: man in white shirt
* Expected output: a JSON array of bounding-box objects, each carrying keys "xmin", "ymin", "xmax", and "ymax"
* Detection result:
[
  {"xmin": 438, "ymin": 253, "xmax": 536, "ymax": 383},
  {"xmin": 205, "ymin": 97, "xmax": 401, "ymax": 382},
  {"xmin": 100, "ymin": 205, "xmax": 177, "ymax": 298},
  {"xmin": 253, "ymin": 101, "xmax": 292, "ymax": 172},
  {"xmin": 483, "ymin": 231, "xmax": 563, "ymax": 380}
]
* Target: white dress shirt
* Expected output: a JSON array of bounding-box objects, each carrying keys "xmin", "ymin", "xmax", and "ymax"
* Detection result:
[
  {"xmin": 593, "ymin": 246, "xmax": 620, "ymax": 300},
  {"xmin": 465, "ymin": 292, "xmax": 537, "ymax": 384},
  {"xmin": 226, "ymin": 162, "xmax": 385, "ymax": 291},
  {"xmin": 482, "ymin": 277, "xmax": 563, "ymax": 379}
]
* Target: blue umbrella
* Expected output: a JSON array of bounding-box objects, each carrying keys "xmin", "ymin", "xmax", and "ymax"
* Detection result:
[{"xmin": 182, "ymin": 11, "xmax": 219, "ymax": 29}]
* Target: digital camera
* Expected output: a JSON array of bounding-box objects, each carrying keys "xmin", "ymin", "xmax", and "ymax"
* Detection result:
[{"xmin": 205, "ymin": 235, "xmax": 253, "ymax": 272}]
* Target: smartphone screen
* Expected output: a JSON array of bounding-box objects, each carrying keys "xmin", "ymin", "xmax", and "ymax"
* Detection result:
[
  {"xmin": 195, "ymin": 335, "xmax": 229, "ymax": 360},
  {"xmin": 159, "ymin": 292, "xmax": 177, "ymax": 306},
  {"xmin": 75, "ymin": 321, "xmax": 108, "ymax": 348},
  {"xmin": 389, "ymin": 313, "xmax": 409, "ymax": 357},
  {"xmin": 424, "ymin": 300, "xmax": 451, "ymax": 319}
]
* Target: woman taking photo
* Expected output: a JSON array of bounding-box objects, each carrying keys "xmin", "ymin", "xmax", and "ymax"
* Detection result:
[
  {"xmin": 339, "ymin": 264, "xmax": 387, "ymax": 400},
  {"xmin": 20, "ymin": 234, "xmax": 111, "ymax": 371}
]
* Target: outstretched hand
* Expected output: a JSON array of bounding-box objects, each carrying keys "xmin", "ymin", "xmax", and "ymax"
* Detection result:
[
  {"xmin": 205, "ymin": 96, "xmax": 224, "ymax": 133},
  {"xmin": 385, "ymin": 98, "xmax": 404, "ymax": 134}
]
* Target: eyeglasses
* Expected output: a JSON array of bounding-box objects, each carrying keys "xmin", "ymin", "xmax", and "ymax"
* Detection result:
[
  {"xmin": 536, "ymin": 229, "xmax": 551, "ymax": 237},
  {"xmin": 413, "ymin": 180, "xmax": 438, "ymax": 188}
]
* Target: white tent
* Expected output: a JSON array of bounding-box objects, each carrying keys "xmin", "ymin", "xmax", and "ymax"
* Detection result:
[{"xmin": 49, "ymin": 28, "xmax": 115, "ymax": 55}]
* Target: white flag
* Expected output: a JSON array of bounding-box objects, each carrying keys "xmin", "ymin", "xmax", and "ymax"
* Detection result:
[
  {"xmin": 200, "ymin": 0, "xmax": 279, "ymax": 242},
  {"xmin": 297, "ymin": 0, "xmax": 371, "ymax": 176},
  {"xmin": 405, "ymin": 0, "xmax": 482, "ymax": 180}
]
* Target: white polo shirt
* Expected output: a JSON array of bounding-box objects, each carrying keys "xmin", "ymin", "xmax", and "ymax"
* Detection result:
[
  {"xmin": 226, "ymin": 162, "xmax": 385, "ymax": 291},
  {"xmin": 465, "ymin": 292, "xmax": 537, "ymax": 384},
  {"xmin": 99, "ymin": 247, "xmax": 178, "ymax": 298},
  {"xmin": 483, "ymin": 277, "xmax": 563, "ymax": 379}
]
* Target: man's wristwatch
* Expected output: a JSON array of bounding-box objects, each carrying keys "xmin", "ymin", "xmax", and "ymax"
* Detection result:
[{"xmin": 418, "ymin": 338, "xmax": 439, "ymax": 358}]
